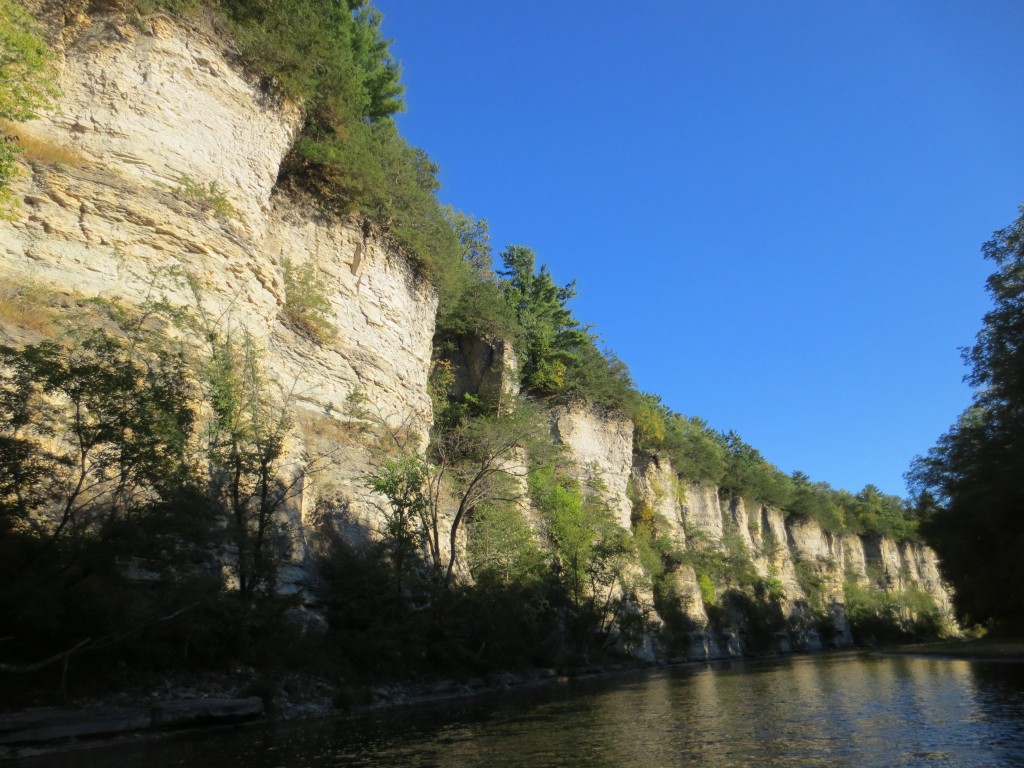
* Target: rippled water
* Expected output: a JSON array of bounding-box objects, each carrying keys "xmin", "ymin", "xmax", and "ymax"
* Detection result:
[{"xmin": 13, "ymin": 653, "xmax": 1024, "ymax": 767}]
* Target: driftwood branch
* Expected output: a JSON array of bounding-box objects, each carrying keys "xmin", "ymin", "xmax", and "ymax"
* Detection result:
[
  {"xmin": 0, "ymin": 602, "xmax": 198, "ymax": 674},
  {"xmin": 0, "ymin": 638, "xmax": 92, "ymax": 674}
]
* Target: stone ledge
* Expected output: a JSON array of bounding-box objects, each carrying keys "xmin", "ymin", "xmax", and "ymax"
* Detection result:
[{"xmin": 0, "ymin": 697, "xmax": 264, "ymax": 749}]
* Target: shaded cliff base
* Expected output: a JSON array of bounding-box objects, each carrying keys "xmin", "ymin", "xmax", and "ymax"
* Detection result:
[{"xmin": 0, "ymin": 587, "xmax": 947, "ymax": 723}]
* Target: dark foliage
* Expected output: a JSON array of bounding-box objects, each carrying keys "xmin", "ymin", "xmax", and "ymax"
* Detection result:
[{"xmin": 909, "ymin": 205, "xmax": 1024, "ymax": 630}]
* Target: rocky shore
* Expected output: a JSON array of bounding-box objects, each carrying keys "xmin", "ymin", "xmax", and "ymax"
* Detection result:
[{"xmin": 0, "ymin": 661, "xmax": 659, "ymax": 760}]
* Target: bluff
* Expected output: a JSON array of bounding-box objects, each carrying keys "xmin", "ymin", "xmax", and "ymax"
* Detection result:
[
  {"xmin": 549, "ymin": 402, "xmax": 955, "ymax": 657},
  {"xmin": 1, "ymin": 7, "xmax": 440, "ymax": 591},
  {"xmin": 0, "ymin": 5, "xmax": 955, "ymax": 669}
]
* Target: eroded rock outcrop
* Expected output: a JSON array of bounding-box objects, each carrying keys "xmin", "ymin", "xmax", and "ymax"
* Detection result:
[
  {"xmin": 551, "ymin": 402, "xmax": 634, "ymax": 529},
  {"xmin": 631, "ymin": 453, "xmax": 685, "ymax": 546},
  {"xmin": 625, "ymin": 453, "xmax": 956, "ymax": 657},
  {"xmin": 680, "ymin": 482, "xmax": 724, "ymax": 543}
]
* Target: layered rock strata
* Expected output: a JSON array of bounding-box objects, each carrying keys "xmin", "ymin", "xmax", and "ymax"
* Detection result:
[{"xmin": 0, "ymin": 10, "xmax": 438, "ymax": 589}]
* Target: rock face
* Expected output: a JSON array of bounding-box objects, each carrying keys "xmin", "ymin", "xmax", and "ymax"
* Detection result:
[
  {"xmin": 631, "ymin": 454, "xmax": 685, "ymax": 546},
  {"xmin": 36, "ymin": 11, "xmax": 301, "ymax": 227},
  {"xmin": 0, "ymin": 10, "xmax": 437, "ymax": 589},
  {"xmin": 551, "ymin": 403, "xmax": 634, "ymax": 529},
  {"xmin": 732, "ymin": 499, "xmax": 805, "ymax": 602},
  {"xmin": 446, "ymin": 337, "xmax": 520, "ymax": 406},
  {"xmin": 680, "ymin": 483, "xmax": 724, "ymax": 543},
  {"xmin": 908, "ymin": 543, "xmax": 956, "ymax": 618},
  {"xmin": 620, "ymin": 455, "xmax": 956, "ymax": 658}
]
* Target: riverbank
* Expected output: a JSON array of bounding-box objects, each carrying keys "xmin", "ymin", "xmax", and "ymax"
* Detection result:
[
  {"xmin": 5, "ymin": 653, "xmax": 1022, "ymax": 768},
  {"xmin": 877, "ymin": 636, "xmax": 1024, "ymax": 661},
  {"xmin": 2, "ymin": 645, "xmax": 977, "ymax": 761},
  {"xmin": 0, "ymin": 661, "xmax": 653, "ymax": 760}
]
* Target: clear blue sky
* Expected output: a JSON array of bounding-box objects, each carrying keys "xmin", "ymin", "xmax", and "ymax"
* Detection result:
[{"xmin": 376, "ymin": 1, "xmax": 1024, "ymax": 498}]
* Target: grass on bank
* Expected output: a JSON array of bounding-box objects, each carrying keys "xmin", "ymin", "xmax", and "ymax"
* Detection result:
[{"xmin": 881, "ymin": 637, "xmax": 1024, "ymax": 660}]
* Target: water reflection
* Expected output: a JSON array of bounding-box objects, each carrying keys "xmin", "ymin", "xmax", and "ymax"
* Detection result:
[{"xmin": 10, "ymin": 654, "xmax": 1024, "ymax": 768}]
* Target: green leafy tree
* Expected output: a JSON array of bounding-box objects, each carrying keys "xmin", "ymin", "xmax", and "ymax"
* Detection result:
[
  {"xmin": 444, "ymin": 207, "xmax": 492, "ymax": 275},
  {"xmin": 720, "ymin": 431, "xmax": 793, "ymax": 508},
  {"xmin": 788, "ymin": 474, "xmax": 845, "ymax": 532},
  {"xmin": 0, "ymin": 0, "xmax": 59, "ymax": 214},
  {"xmin": 215, "ymin": 0, "xmax": 402, "ymax": 121},
  {"xmin": 433, "ymin": 209, "xmax": 518, "ymax": 344},
  {"xmin": 367, "ymin": 453, "xmax": 430, "ymax": 594},
  {"xmin": 468, "ymin": 502, "xmax": 548, "ymax": 587},
  {"xmin": 0, "ymin": 332, "xmax": 204, "ymax": 672},
  {"xmin": 428, "ymin": 401, "xmax": 549, "ymax": 585},
  {"xmin": 631, "ymin": 393, "xmax": 667, "ymax": 447},
  {"xmin": 349, "ymin": 2, "xmax": 404, "ymax": 121},
  {"xmin": 530, "ymin": 465, "xmax": 635, "ymax": 652},
  {"xmin": 204, "ymin": 328, "xmax": 293, "ymax": 599},
  {"xmin": 845, "ymin": 484, "xmax": 917, "ymax": 541},
  {"xmin": 909, "ymin": 204, "xmax": 1024, "ymax": 630},
  {"xmin": 561, "ymin": 342, "xmax": 636, "ymax": 411},
  {"xmin": 369, "ymin": 400, "xmax": 549, "ymax": 587},
  {"xmin": 0, "ymin": 332, "xmax": 195, "ymax": 549},
  {"xmin": 661, "ymin": 413, "xmax": 728, "ymax": 485}
]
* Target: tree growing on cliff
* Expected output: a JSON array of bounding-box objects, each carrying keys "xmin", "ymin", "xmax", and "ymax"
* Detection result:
[
  {"xmin": 719, "ymin": 431, "xmax": 793, "ymax": 509},
  {"xmin": 0, "ymin": 331, "xmax": 207, "ymax": 669},
  {"xmin": 909, "ymin": 204, "xmax": 1024, "ymax": 630},
  {"xmin": 429, "ymin": 400, "xmax": 550, "ymax": 585},
  {"xmin": 203, "ymin": 326, "xmax": 295, "ymax": 599},
  {"xmin": 432, "ymin": 210, "xmax": 519, "ymax": 346},
  {"xmin": 215, "ymin": 0, "xmax": 403, "ymax": 121},
  {"xmin": 0, "ymin": 332, "xmax": 196, "ymax": 560},
  {"xmin": 367, "ymin": 453, "xmax": 430, "ymax": 595},
  {"xmin": 0, "ymin": 0, "xmax": 59, "ymax": 215},
  {"xmin": 496, "ymin": 246, "xmax": 642, "ymax": 411},
  {"xmin": 499, "ymin": 245, "xmax": 590, "ymax": 394},
  {"xmin": 530, "ymin": 465, "xmax": 636, "ymax": 652},
  {"xmin": 368, "ymin": 399, "xmax": 550, "ymax": 587}
]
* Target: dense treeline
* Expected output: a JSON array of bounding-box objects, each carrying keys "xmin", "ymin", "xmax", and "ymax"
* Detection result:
[
  {"xmin": 632, "ymin": 405, "xmax": 922, "ymax": 540},
  {"xmin": 909, "ymin": 205, "xmax": 1024, "ymax": 632}
]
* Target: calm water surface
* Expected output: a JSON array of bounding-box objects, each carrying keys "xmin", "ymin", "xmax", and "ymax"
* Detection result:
[{"xmin": 11, "ymin": 653, "xmax": 1024, "ymax": 767}]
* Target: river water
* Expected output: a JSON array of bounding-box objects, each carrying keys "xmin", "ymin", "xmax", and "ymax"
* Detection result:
[{"xmin": 12, "ymin": 652, "xmax": 1024, "ymax": 767}]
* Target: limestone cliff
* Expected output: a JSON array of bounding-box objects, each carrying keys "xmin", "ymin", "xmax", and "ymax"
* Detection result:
[
  {"xmin": 0, "ymin": 7, "xmax": 956, "ymax": 660},
  {"xmin": 0, "ymin": 8, "xmax": 438, "ymax": 589},
  {"xmin": 550, "ymin": 403, "xmax": 634, "ymax": 529},
  {"xmin": 633, "ymin": 450, "xmax": 956, "ymax": 656},
  {"xmin": 541, "ymin": 401, "xmax": 956, "ymax": 658}
]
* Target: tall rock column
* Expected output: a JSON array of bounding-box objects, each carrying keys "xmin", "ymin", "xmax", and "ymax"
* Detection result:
[{"xmin": 551, "ymin": 403, "xmax": 634, "ymax": 529}]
